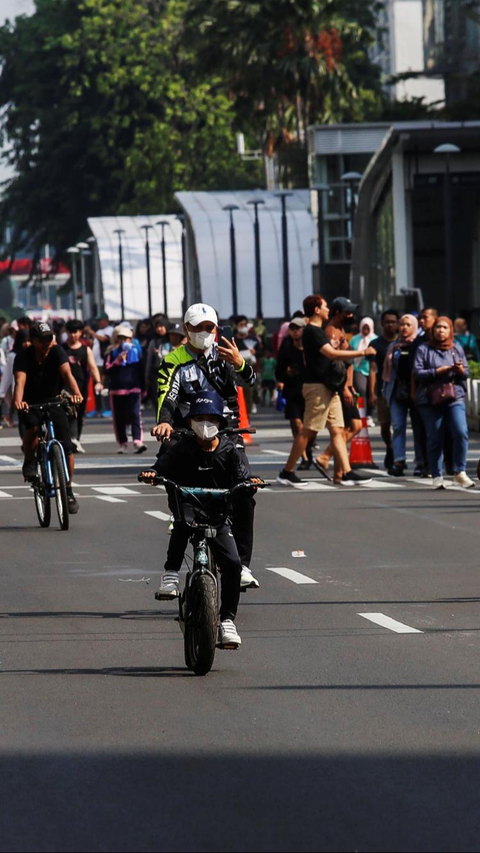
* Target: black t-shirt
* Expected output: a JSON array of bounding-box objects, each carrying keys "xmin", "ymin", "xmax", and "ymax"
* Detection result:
[
  {"xmin": 62, "ymin": 343, "xmax": 88, "ymax": 390},
  {"xmin": 302, "ymin": 324, "xmax": 331, "ymax": 384},
  {"xmin": 14, "ymin": 344, "xmax": 69, "ymax": 403},
  {"xmin": 369, "ymin": 336, "xmax": 392, "ymax": 393}
]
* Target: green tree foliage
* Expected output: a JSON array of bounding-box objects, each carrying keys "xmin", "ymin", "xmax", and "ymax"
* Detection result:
[{"xmin": 0, "ymin": 0, "xmax": 258, "ymax": 259}]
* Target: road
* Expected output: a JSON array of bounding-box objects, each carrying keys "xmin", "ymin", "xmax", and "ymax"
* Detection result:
[{"xmin": 1, "ymin": 409, "xmax": 480, "ymax": 852}]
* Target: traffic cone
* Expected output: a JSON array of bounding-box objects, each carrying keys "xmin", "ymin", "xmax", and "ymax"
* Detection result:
[
  {"xmin": 349, "ymin": 396, "xmax": 378, "ymax": 469},
  {"xmin": 85, "ymin": 375, "xmax": 96, "ymax": 415},
  {"xmin": 237, "ymin": 387, "xmax": 253, "ymax": 444}
]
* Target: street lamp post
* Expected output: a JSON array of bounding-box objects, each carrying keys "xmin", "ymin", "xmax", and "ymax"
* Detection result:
[
  {"xmin": 223, "ymin": 205, "xmax": 240, "ymax": 316},
  {"xmin": 275, "ymin": 191, "xmax": 293, "ymax": 318},
  {"xmin": 66, "ymin": 247, "xmax": 80, "ymax": 318},
  {"xmin": 312, "ymin": 184, "xmax": 330, "ymax": 293},
  {"xmin": 113, "ymin": 228, "xmax": 125, "ymax": 320},
  {"xmin": 341, "ymin": 171, "xmax": 362, "ymax": 254},
  {"xmin": 76, "ymin": 242, "xmax": 89, "ymax": 320},
  {"xmin": 247, "ymin": 199, "xmax": 265, "ymax": 318},
  {"xmin": 140, "ymin": 224, "xmax": 154, "ymax": 319},
  {"xmin": 434, "ymin": 143, "xmax": 461, "ymax": 318},
  {"xmin": 156, "ymin": 220, "xmax": 169, "ymax": 317},
  {"xmin": 176, "ymin": 214, "xmax": 187, "ymax": 312},
  {"xmin": 86, "ymin": 235, "xmax": 99, "ymax": 315}
]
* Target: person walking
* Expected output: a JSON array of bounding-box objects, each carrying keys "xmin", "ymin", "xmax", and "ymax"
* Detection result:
[
  {"xmin": 62, "ymin": 320, "xmax": 103, "ymax": 453},
  {"xmin": 414, "ymin": 316, "xmax": 473, "ymax": 489},
  {"xmin": 145, "ymin": 316, "xmax": 171, "ymax": 410},
  {"xmin": 275, "ymin": 316, "xmax": 313, "ymax": 468},
  {"xmin": 454, "ymin": 318, "xmax": 480, "ymax": 363},
  {"xmin": 277, "ymin": 295, "xmax": 375, "ymax": 487},
  {"xmin": 350, "ymin": 317, "xmax": 377, "ymax": 425},
  {"xmin": 104, "ymin": 325, "xmax": 147, "ymax": 454},
  {"xmin": 368, "ymin": 310, "xmax": 399, "ymax": 469},
  {"xmin": 382, "ymin": 314, "xmax": 427, "ymax": 477}
]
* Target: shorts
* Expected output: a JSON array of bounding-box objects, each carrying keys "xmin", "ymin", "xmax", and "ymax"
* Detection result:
[
  {"xmin": 284, "ymin": 395, "xmax": 305, "ymax": 422},
  {"xmin": 341, "ymin": 392, "xmax": 361, "ymax": 428},
  {"xmin": 19, "ymin": 405, "xmax": 74, "ymax": 455},
  {"xmin": 302, "ymin": 383, "xmax": 344, "ymax": 432},
  {"xmin": 377, "ymin": 396, "xmax": 391, "ymax": 428},
  {"xmin": 261, "ymin": 379, "xmax": 276, "ymax": 390}
]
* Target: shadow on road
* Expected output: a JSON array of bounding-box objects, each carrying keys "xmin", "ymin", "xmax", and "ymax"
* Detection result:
[{"xmin": 0, "ymin": 751, "xmax": 479, "ymax": 851}]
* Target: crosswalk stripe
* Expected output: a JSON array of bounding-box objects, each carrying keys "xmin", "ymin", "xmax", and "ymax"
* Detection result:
[
  {"xmin": 0, "ymin": 490, "xmax": 12, "ymax": 497},
  {"xmin": 266, "ymin": 567, "xmax": 318, "ymax": 584},
  {"xmin": 95, "ymin": 495, "xmax": 126, "ymax": 503},
  {"xmin": 144, "ymin": 510, "xmax": 171, "ymax": 522},
  {"xmin": 93, "ymin": 486, "xmax": 142, "ymax": 496}
]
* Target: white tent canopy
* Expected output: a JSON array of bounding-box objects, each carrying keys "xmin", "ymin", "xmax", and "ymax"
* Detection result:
[
  {"xmin": 175, "ymin": 190, "xmax": 315, "ymax": 319},
  {"xmin": 88, "ymin": 215, "xmax": 184, "ymax": 320}
]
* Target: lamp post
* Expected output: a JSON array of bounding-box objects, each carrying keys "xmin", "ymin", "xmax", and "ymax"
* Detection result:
[
  {"xmin": 434, "ymin": 143, "xmax": 461, "ymax": 317},
  {"xmin": 223, "ymin": 205, "xmax": 240, "ymax": 316},
  {"xmin": 176, "ymin": 214, "xmax": 187, "ymax": 312},
  {"xmin": 86, "ymin": 235, "xmax": 98, "ymax": 315},
  {"xmin": 275, "ymin": 191, "xmax": 293, "ymax": 318},
  {"xmin": 140, "ymin": 224, "xmax": 154, "ymax": 319},
  {"xmin": 312, "ymin": 183, "xmax": 330, "ymax": 293},
  {"xmin": 113, "ymin": 228, "xmax": 125, "ymax": 320},
  {"xmin": 247, "ymin": 198, "xmax": 265, "ymax": 318},
  {"xmin": 156, "ymin": 220, "xmax": 169, "ymax": 317},
  {"xmin": 341, "ymin": 171, "xmax": 362, "ymax": 253},
  {"xmin": 76, "ymin": 242, "xmax": 89, "ymax": 319},
  {"xmin": 66, "ymin": 247, "xmax": 80, "ymax": 318}
]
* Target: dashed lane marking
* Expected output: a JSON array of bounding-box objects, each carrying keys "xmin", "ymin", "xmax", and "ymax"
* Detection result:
[
  {"xmin": 144, "ymin": 510, "xmax": 172, "ymax": 522},
  {"xmin": 358, "ymin": 612, "xmax": 423, "ymax": 634},
  {"xmin": 0, "ymin": 490, "xmax": 12, "ymax": 497},
  {"xmin": 265, "ymin": 567, "xmax": 318, "ymax": 585},
  {"xmin": 93, "ymin": 486, "xmax": 142, "ymax": 496},
  {"xmin": 95, "ymin": 496, "xmax": 126, "ymax": 503}
]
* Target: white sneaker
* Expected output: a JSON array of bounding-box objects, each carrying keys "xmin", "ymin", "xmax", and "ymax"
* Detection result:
[
  {"xmin": 218, "ymin": 619, "xmax": 241, "ymax": 648},
  {"xmin": 154, "ymin": 571, "xmax": 180, "ymax": 600},
  {"xmin": 366, "ymin": 416, "xmax": 376, "ymax": 428},
  {"xmin": 71, "ymin": 438, "xmax": 86, "ymax": 454},
  {"xmin": 240, "ymin": 566, "xmax": 259, "ymax": 589},
  {"xmin": 453, "ymin": 472, "xmax": 475, "ymax": 489},
  {"xmin": 432, "ymin": 477, "xmax": 446, "ymax": 489}
]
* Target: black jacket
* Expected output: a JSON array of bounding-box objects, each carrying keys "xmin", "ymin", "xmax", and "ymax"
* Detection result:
[{"xmin": 152, "ymin": 434, "xmax": 251, "ymax": 489}]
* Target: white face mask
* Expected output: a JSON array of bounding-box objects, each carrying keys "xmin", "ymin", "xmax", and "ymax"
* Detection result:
[
  {"xmin": 236, "ymin": 325, "xmax": 248, "ymax": 336},
  {"xmin": 188, "ymin": 330, "xmax": 215, "ymax": 350},
  {"xmin": 191, "ymin": 420, "xmax": 219, "ymax": 441}
]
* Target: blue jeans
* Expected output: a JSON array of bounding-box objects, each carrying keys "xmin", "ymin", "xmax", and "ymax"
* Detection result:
[
  {"xmin": 419, "ymin": 401, "xmax": 469, "ymax": 478},
  {"xmin": 389, "ymin": 397, "xmax": 426, "ymax": 468}
]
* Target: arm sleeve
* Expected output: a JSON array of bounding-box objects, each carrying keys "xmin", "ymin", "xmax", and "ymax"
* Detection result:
[
  {"xmin": 275, "ymin": 342, "xmax": 288, "ymax": 383},
  {"xmin": 231, "ymin": 445, "xmax": 252, "ymax": 483},
  {"xmin": 413, "ymin": 344, "xmax": 436, "ymax": 383},
  {"xmin": 156, "ymin": 358, "xmax": 181, "ymax": 423},
  {"xmin": 152, "ymin": 440, "xmax": 182, "ymax": 476},
  {"xmin": 234, "ymin": 359, "xmax": 256, "ymax": 386}
]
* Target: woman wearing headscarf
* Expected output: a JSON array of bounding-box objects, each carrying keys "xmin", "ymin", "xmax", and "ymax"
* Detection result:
[
  {"xmin": 350, "ymin": 317, "xmax": 377, "ymax": 424},
  {"xmin": 414, "ymin": 316, "xmax": 473, "ymax": 489},
  {"xmin": 382, "ymin": 314, "xmax": 426, "ymax": 477}
]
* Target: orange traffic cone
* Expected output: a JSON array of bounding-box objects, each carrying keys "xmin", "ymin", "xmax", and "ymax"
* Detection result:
[
  {"xmin": 85, "ymin": 375, "xmax": 96, "ymax": 415},
  {"xmin": 349, "ymin": 396, "xmax": 378, "ymax": 469},
  {"xmin": 237, "ymin": 387, "xmax": 253, "ymax": 444}
]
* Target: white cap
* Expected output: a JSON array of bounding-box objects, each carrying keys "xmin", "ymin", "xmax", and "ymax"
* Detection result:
[
  {"xmin": 115, "ymin": 325, "xmax": 133, "ymax": 338},
  {"xmin": 184, "ymin": 303, "xmax": 218, "ymax": 327}
]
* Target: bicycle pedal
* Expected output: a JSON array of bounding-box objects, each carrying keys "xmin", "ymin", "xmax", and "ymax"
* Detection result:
[
  {"xmin": 154, "ymin": 590, "xmax": 179, "ymax": 601},
  {"xmin": 217, "ymin": 642, "xmax": 239, "ymax": 651}
]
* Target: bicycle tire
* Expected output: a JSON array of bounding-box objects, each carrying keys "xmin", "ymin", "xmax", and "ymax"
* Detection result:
[
  {"xmin": 33, "ymin": 454, "xmax": 51, "ymax": 528},
  {"xmin": 50, "ymin": 443, "xmax": 69, "ymax": 531},
  {"xmin": 184, "ymin": 565, "xmax": 218, "ymax": 676}
]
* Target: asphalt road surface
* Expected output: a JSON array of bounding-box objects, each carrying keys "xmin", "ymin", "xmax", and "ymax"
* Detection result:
[{"xmin": 1, "ymin": 409, "xmax": 480, "ymax": 852}]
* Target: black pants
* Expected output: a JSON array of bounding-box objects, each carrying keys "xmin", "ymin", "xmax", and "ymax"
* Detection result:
[
  {"xmin": 165, "ymin": 522, "xmax": 241, "ymax": 621},
  {"xmin": 68, "ymin": 399, "xmax": 86, "ymax": 442}
]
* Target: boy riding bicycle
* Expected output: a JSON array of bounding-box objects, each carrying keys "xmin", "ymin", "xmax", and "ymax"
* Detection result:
[{"xmin": 141, "ymin": 390, "xmax": 262, "ymax": 648}]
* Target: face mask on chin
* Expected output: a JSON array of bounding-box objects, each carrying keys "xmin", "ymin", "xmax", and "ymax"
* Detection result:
[
  {"xmin": 188, "ymin": 330, "xmax": 215, "ymax": 350},
  {"xmin": 191, "ymin": 420, "xmax": 219, "ymax": 441}
]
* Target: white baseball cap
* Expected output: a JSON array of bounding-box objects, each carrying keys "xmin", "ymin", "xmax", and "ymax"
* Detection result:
[
  {"xmin": 115, "ymin": 325, "xmax": 133, "ymax": 338},
  {"xmin": 184, "ymin": 303, "xmax": 218, "ymax": 327}
]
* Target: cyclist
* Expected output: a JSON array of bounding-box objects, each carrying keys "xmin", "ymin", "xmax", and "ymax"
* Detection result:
[
  {"xmin": 13, "ymin": 321, "xmax": 83, "ymax": 513},
  {"xmin": 152, "ymin": 302, "xmax": 259, "ymax": 591},
  {"xmin": 142, "ymin": 390, "xmax": 262, "ymax": 648}
]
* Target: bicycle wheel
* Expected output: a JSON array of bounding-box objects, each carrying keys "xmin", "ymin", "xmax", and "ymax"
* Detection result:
[
  {"xmin": 33, "ymin": 454, "xmax": 51, "ymax": 528},
  {"xmin": 184, "ymin": 561, "xmax": 218, "ymax": 676},
  {"xmin": 50, "ymin": 443, "xmax": 69, "ymax": 531}
]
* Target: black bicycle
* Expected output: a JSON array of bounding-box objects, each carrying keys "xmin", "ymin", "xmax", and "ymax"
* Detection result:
[{"xmin": 27, "ymin": 400, "xmax": 73, "ymax": 531}]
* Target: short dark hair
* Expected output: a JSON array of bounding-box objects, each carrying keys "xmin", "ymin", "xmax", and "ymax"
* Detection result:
[
  {"xmin": 421, "ymin": 307, "xmax": 438, "ymax": 316},
  {"xmin": 66, "ymin": 319, "xmax": 85, "ymax": 333},
  {"xmin": 18, "ymin": 315, "xmax": 33, "ymax": 327},
  {"xmin": 380, "ymin": 308, "xmax": 399, "ymax": 321},
  {"xmin": 303, "ymin": 295, "xmax": 323, "ymax": 318},
  {"xmin": 236, "ymin": 315, "xmax": 248, "ymax": 325}
]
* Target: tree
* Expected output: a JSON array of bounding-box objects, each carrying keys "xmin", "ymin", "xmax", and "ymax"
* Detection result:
[{"xmin": 0, "ymin": 0, "xmax": 258, "ymax": 263}]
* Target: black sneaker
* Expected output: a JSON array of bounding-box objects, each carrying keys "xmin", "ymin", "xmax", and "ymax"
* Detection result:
[
  {"xmin": 388, "ymin": 462, "xmax": 405, "ymax": 477},
  {"xmin": 297, "ymin": 458, "xmax": 312, "ymax": 470},
  {"xmin": 67, "ymin": 493, "xmax": 79, "ymax": 514},
  {"xmin": 277, "ymin": 469, "xmax": 304, "ymax": 486},
  {"xmin": 338, "ymin": 471, "xmax": 372, "ymax": 486},
  {"xmin": 22, "ymin": 459, "xmax": 36, "ymax": 481},
  {"xmin": 134, "ymin": 444, "xmax": 148, "ymax": 455},
  {"xmin": 384, "ymin": 447, "xmax": 394, "ymax": 469}
]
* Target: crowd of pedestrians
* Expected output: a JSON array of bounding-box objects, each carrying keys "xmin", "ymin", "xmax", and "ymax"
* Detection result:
[{"xmin": 0, "ymin": 298, "xmax": 478, "ymax": 491}]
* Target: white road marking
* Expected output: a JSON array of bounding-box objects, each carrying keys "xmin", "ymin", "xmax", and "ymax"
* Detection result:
[
  {"xmin": 361, "ymin": 480, "xmax": 403, "ymax": 489},
  {"xmin": 265, "ymin": 566, "xmax": 318, "ymax": 584},
  {"xmin": 144, "ymin": 510, "xmax": 172, "ymax": 522},
  {"xmin": 358, "ymin": 612, "xmax": 423, "ymax": 634},
  {"xmin": 0, "ymin": 490, "xmax": 12, "ymax": 497},
  {"xmin": 292, "ymin": 482, "xmax": 332, "ymax": 491},
  {"xmin": 95, "ymin": 495, "xmax": 126, "ymax": 503},
  {"xmin": 93, "ymin": 486, "xmax": 141, "ymax": 496},
  {"xmin": 262, "ymin": 450, "xmax": 288, "ymax": 456},
  {"xmin": 0, "ymin": 455, "xmax": 19, "ymax": 463}
]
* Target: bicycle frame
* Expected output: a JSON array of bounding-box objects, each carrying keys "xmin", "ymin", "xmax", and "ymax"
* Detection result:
[{"xmin": 31, "ymin": 405, "xmax": 70, "ymax": 498}]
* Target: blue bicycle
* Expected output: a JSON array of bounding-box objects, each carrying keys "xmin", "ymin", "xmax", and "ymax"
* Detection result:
[{"xmin": 28, "ymin": 400, "xmax": 72, "ymax": 531}]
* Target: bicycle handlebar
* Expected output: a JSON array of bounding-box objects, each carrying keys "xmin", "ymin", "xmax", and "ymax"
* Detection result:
[
  {"xmin": 25, "ymin": 400, "xmax": 70, "ymax": 411},
  {"xmin": 137, "ymin": 474, "xmax": 265, "ymax": 493}
]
